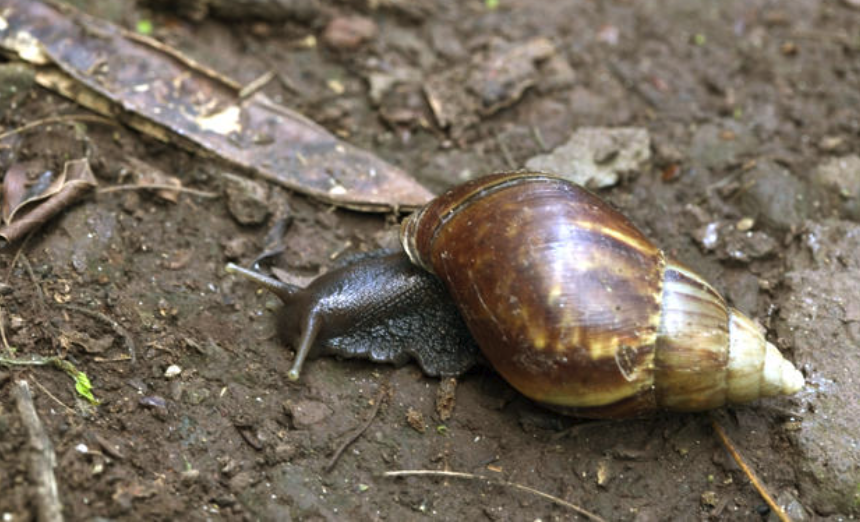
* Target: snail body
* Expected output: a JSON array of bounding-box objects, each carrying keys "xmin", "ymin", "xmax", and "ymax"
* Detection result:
[
  {"xmin": 226, "ymin": 251, "xmax": 479, "ymax": 380},
  {"xmin": 228, "ymin": 172, "xmax": 803, "ymax": 418}
]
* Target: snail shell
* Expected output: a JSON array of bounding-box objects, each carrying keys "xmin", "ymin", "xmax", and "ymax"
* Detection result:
[{"xmin": 401, "ymin": 172, "xmax": 804, "ymax": 417}]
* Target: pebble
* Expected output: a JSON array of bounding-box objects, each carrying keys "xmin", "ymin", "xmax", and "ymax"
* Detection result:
[
  {"xmin": 164, "ymin": 365, "xmax": 182, "ymax": 378},
  {"xmin": 323, "ymin": 16, "xmax": 378, "ymax": 50},
  {"xmin": 288, "ymin": 400, "xmax": 332, "ymax": 429},
  {"xmin": 223, "ymin": 174, "xmax": 270, "ymax": 226},
  {"xmin": 737, "ymin": 160, "xmax": 809, "ymax": 232}
]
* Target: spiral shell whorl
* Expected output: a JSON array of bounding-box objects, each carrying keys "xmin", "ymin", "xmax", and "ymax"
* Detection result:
[{"xmin": 654, "ymin": 262, "xmax": 803, "ymax": 411}]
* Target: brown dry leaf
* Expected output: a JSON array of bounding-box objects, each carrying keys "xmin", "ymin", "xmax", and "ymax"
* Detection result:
[
  {"xmin": 0, "ymin": 158, "xmax": 97, "ymax": 245},
  {"xmin": 0, "ymin": 0, "xmax": 432, "ymax": 211},
  {"xmin": 2, "ymin": 163, "xmax": 67, "ymax": 224}
]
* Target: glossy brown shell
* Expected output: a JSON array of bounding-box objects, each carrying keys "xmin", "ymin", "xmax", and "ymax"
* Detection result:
[{"xmin": 401, "ymin": 172, "xmax": 803, "ymax": 417}]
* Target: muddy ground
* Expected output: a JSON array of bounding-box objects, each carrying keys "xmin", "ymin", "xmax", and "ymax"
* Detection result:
[{"xmin": 1, "ymin": 0, "xmax": 859, "ymax": 520}]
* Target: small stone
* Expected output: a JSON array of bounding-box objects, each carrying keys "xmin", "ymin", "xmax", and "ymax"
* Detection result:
[
  {"xmin": 689, "ymin": 122, "xmax": 758, "ymax": 171},
  {"xmin": 818, "ymin": 135, "xmax": 845, "ymax": 151},
  {"xmin": 164, "ymin": 365, "xmax": 182, "ymax": 378},
  {"xmin": 222, "ymin": 237, "xmax": 252, "ymax": 260},
  {"xmin": 223, "ymin": 174, "xmax": 270, "ymax": 226},
  {"xmin": 8, "ymin": 315, "xmax": 24, "ymax": 330},
  {"xmin": 737, "ymin": 161, "xmax": 809, "ymax": 232},
  {"xmin": 139, "ymin": 396, "xmax": 167, "ymax": 410},
  {"xmin": 323, "ymin": 16, "xmax": 378, "ymax": 50},
  {"xmin": 288, "ymin": 400, "xmax": 332, "ymax": 429},
  {"xmin": 693, "ymin": 222, "xmax": 721, "ymax": 251},
  {"xmin": 772, "ymin": 491, "xmax": 808, "ymax": 521},
  {"xmin": 274, "ymin": 443, "xmax": 297, "ymax": 463},
  {"xmin": 735, "ymin": 217, "xmax": 755, "ymax": 232},
  {"xmin": 228, "ymin": 471, "xmax": 257, "ymax": 492},
  {"xmin": 180, "ymin": 469, "xmax": 200, "ymax": 483},
  {"xmin": 701, "ymin": 491, "xmax": 718, "ymax": 508},
  {"xmin": 220, "ymin": 458, "xmax": 239, "ymax": 477},
  {"xmin": 596, "ymin": 460, "xmax": 611, "ymax": 488}
]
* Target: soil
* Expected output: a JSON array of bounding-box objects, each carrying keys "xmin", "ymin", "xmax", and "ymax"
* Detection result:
[{"xmin": 1, "ymin": 0, "xmax": 859, "ymax": 520}]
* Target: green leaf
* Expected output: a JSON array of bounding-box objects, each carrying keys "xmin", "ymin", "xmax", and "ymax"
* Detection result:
[
  {"xmin": 136, "ymin": 20, "xmax": 153, "ymax": 35},
  {"xmin": 73, "ymin": 370, "xmax": 100, "ymax": 405}
]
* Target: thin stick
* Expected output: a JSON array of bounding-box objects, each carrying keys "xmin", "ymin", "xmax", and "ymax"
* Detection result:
[
  {"xmin": 711, "ymin": 419, "xmax": 790, "ymax": 522},
  {"xmin": 0, "ymin": 114, "xmax": 118, "ymax": 142},
  {"xmin": 325, "ymin": 385, "xmax": 388, "ymax": 472},
  {"xmin": 20, "ymin": 254, "xmax": 45, "ymax": 305},
  {"xmin": 4, "ymin": 230, "xmax": 35, "ymax": 283},
  {"xmin": 0, "ymin": 355, "xmax": 54, "ymax": 367},
  {"xmin": 32, "ymin": 378, "xmax": 75, "ymax": 415},
  {"xmin": 14, "ymin": 380, "xmax": 64, "ymax": 522},
  {"xmin": 239, "ymin": 70, "xmax": 276, "ymax": 99},
  {"xmin": 383, "ymin": 469, "xmax": 607, "ymax": 522},
  {"xmin": 496, "ymin": 135, "xmax": 517, "ymax": 170},
  {"xmin": 61, "ymin": 304, "xmax": 136, "ymax": 364},
  {"xmin": 0, "ymin": 303, "xmax": 10, "ymax": 353},
  {"xmin": 97, "ymin": 184, "xmax": 219, "ymax": 199}
]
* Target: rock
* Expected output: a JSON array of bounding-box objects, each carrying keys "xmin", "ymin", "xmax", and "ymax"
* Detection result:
[
  {"xmin": 736, "ymin": 161, "xmax": 810, "ymax": 232},
  {"xmin": 429, "ymin": 23, "xmax": 466, "ymax": 61},
  {"xmin": 221, "ymin": 236, "xmax": 254, "ymax": 260},
  {"xmin": 776, "ymin": 221, "xmax": 860, "ymax": 516},
  {"xmin": 525, "ymin": 127, "xmax": 651, "ymax": 188},
  {"xmin": 722, "ymin": 229, "xmax": 778, "ymax": 262},
  {"xmin": 769, "ymin": 491, "xmax": 809, "ymax": 522},
  {"xmin": 688, "ymin": 122, "xmax": 758, "ymax": 171},
  {"xmin": 323, "ymin": 15, "xmax": 378, "ymax": 50},
  {"xmin": 228, "ymin": 471, "xmax": 257, "ymax": 493},
  {"xmin": 224, "ymin": 173, "xmax": 270, "ymax": 226},
  {"xmin": 812, "ymin": 155, "xmax": 860, "ymax": 221},
  {"xmin": 288, "ymin": 400, "xmax": 332, "ymax": 429}
]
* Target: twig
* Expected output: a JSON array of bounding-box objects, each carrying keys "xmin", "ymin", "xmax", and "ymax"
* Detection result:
[
  {"xmin": 0, "ymin": 355, "xmax": 54, "ymax": 367},
  {"xmin": 4, "ymin": 230, "xmax": 35, "ymax": 282},
  {"xmin": 21, "ymin": 254, "xmax": 46, "ymax": 306},
  {"xmin": 530, "ymin": 124, "xmax": 548, "ymax": 152},
  {"xmin": 32, "ymin": 378, "xmax": 75, "ymax": 415},
  {"xmin": 0, "ymin": 303, "xmax": 11, "ymax": 353},
  {"xmin": 0, "ymin": 114, "xmax": 118, "ymax": 142},
  {"xmin": 14, "ymin": 380, "xmax": 64, "ymax": 522},
  {"xmin": 711, "ymin": 419, "xmax": 790, "ymax": 522},
  {"xmin": 325, "ymin": 384, "xmax": 389, "ymax": 472},
  {"xmin": 383, "ymin": 469, "xmax": 606, "ymax": 522},
  {"xmin": 60, "ymin": 305, "xmax": 136, "ymax": 364},
  {"xmin": 239, "ymin": 70, "xmax": 276, "ymax": 99},
  {"xmin": 97, "ymin": 184, "xmax": 219, "ymax": 199},
  {"xmin": 496, "ymin": 135, "xmax": 517, "ymax": 170}
]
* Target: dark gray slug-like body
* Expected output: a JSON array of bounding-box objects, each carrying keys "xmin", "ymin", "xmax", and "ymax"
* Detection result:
[{"xmin": 227, "ymin": 251, "xmax": 479, "ymax": 380}]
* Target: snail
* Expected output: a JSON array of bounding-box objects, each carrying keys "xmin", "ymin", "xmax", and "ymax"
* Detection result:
[{"xmin": 227, "ymin": 172, "xmax": 804, "ymax": 418}]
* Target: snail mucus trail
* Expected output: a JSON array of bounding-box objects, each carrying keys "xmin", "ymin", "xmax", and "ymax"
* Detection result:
[{"xmin": 227, "ymin": 172, "xmax": 804, "ymax": 418}]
